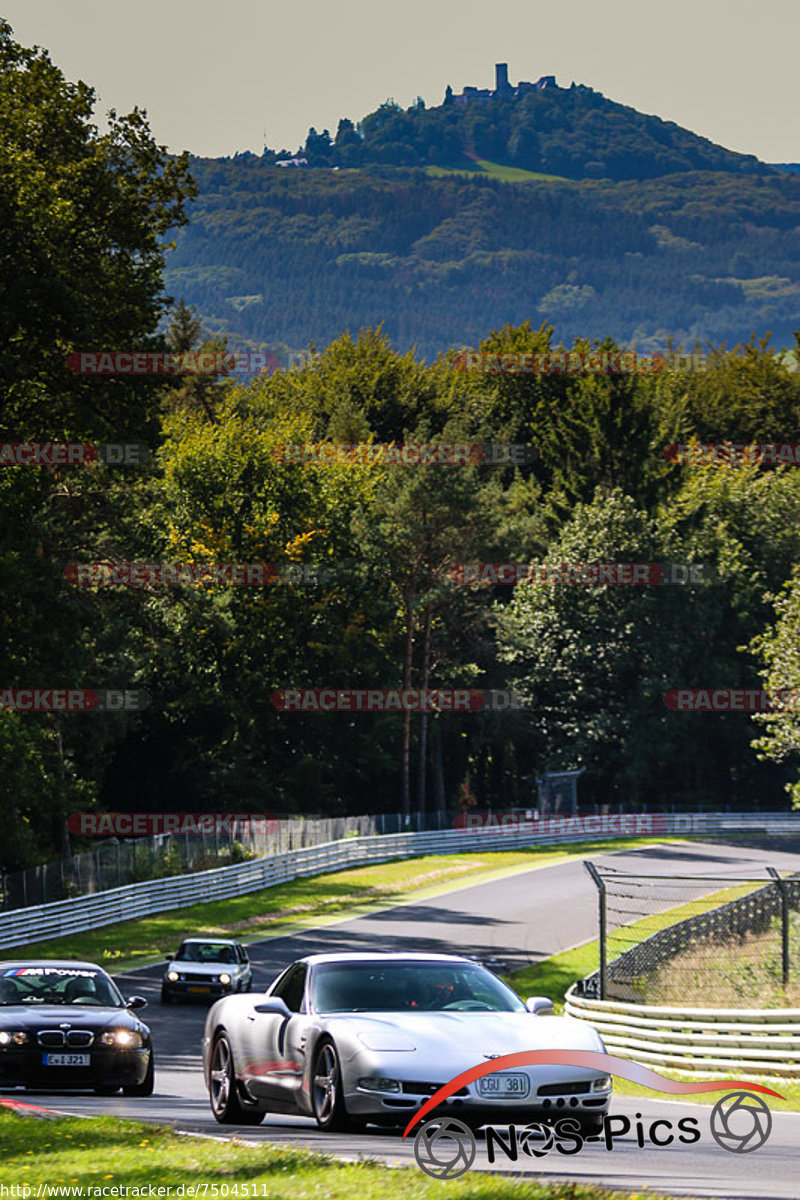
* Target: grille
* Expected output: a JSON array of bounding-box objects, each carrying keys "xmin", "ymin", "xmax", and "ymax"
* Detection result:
[
  {"xmin": 67, "ymin": 1030, "xmax": 93, "ymax": 1047},
  {"xmin": 36, "ymin": 1030, "xmax": 95, "ymax": 1048},
  {"xmin": 37, "ymin": 1031, "xmax": 65, "ymax": 1047},
  {"xmin": 537, "ymin": 1080, "xmax": 592, "ymax": 1097},
  {"xmin": 400, "ymin": 1082, "xmax": 469, "ymax": 1097},
  {"xmin": 183, "ymin": 974, "xmax": 219, "ymax": 984}
]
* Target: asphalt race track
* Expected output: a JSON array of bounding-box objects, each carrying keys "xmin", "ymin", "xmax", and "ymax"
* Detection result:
[{"xmin": 8, "ymin": 841, "xmax": 800, "ymax": 1199}]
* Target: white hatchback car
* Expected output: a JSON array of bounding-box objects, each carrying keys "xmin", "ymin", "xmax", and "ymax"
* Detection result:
[{"xmin": 161, "ymin": 938, "xmax": 253, "ymax": 1004}]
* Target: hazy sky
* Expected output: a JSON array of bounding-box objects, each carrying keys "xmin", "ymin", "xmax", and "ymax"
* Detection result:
[{"xmin": 4, "ymin": 0, "xmax": 798, "ymax": 162}]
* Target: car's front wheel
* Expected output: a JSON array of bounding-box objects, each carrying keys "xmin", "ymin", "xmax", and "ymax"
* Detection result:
[
  {"xmin": 209, "ymin": 1032, "xmax": 265, "ymax": 1125},
  {"xmin": 311, "ymin": 1039, "xmax": 351, "ymax": 1131},
  {"xmin": 122, "ymin": 1054, "xmax": 154, "ymax": 1097},
  {"xmin": 160, "ymin": 987, "xmax": 173, "ymax": 1005}
]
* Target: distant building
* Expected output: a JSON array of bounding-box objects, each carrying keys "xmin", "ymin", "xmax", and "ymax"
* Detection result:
[
  {"xmin": 452, "ymin": 65, "xmax": 559, "ymax": 106},
  {"xmin": 276, "ymin": 157, "xmax": 309, "ymax": 168}
]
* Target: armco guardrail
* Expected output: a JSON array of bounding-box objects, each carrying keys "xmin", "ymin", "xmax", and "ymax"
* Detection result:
[
  {"xmin": 565, "ymin": 988, "xmax": 800, "ymax": 1077},
  {"xmin": 1, "ymin": 810, "xmax": 798, "ymax": 951}
]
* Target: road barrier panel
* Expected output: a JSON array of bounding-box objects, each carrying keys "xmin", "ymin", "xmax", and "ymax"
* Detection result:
[{"xmin": 1, "ymin": 811, "xmax": 799, "ymax": 951}]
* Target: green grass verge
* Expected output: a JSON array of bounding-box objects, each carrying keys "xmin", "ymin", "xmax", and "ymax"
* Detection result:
[
  {"xmin": 424, "ymin": 159, "xmax": 571, "ymax": 183},
  {"xmin": 0, "ymin": 1109, "xmax": 673, "ymax": 1198},
  {"xmin": 504, "ymin": 881, "xmax": 762, "ymax": 1012},
  {"xmin": 503, "ymin": 883, "xmax": 799, "ymax": 1109},
  {"xmin": 15, "ymin": 839, "xmax": 675, "ymax": 973},
  {"xmin": 474, "ymin": 159, "xmax": 571, "ymax": 182}
]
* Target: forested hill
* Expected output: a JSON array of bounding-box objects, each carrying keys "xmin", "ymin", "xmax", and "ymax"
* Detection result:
[
  {"xmin": 274, "ymin": 78, "xmax": 773, "ymax": 182},
  {"xmin": 165, "ymin": 163, "xmax": 800, "ymax": 361}
]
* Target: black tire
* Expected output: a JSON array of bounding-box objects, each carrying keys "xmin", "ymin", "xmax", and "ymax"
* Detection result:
[
  {"xmin": 160, "ymin": 987, "xmax": 173, "ymax": 1005},
  {"xmin": 122, "ymin": 1054, "xmax": 154, "ymax": 1097},
  {"xmin": 209, "ymin": 1032, "xmax": 265, "ymax": 1125},
  {"xmin": 311, "ymin": 1039, "xmax": 351, "ymax": 1132},
  {"xmin": 93, "ymin": 1083, "xmax": 120, "ymax": 1095}
]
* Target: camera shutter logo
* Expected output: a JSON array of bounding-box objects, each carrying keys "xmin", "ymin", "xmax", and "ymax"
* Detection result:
[
  {"xmin": 517, "ymin": 1121, "xmax": 555, "ymax": 1157},
  {"xmin": 413, "ymin": 1117, "xmax": 477, "ymax": 1179},
  {"xmin": 710, "ymin": 1091, "xmax": 772, "ymax": 1153}
]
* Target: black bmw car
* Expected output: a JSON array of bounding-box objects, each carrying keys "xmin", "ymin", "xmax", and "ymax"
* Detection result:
[{"xmin": 0, "ymin": 960, "xmax": 153, "ymax": 1095}]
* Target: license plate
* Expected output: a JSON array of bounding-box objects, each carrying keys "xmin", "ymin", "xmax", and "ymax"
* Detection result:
[
  {"xmin": 43, "ymin": 1053, "xmax": 90, "ymax": 1067},
  {"xmin": 188, "ymin": 985, "xmax": 210, "ymax": 993},
  {"xmin": 477, "ymin": 1073, "xmax": 530, "ymax": 1098}
]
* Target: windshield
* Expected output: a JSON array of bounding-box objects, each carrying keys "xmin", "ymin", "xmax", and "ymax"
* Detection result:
[
  {"xmin": 312, "ymin": 961, "xmax": 526, "ymax": 1013},
  {"xmin": 0, "ymin": 966, "xmax": 124, "ymax": 1007},
  {"xmin": 176, "ymin": 943, "xmax": 236, "ymax": 963}
]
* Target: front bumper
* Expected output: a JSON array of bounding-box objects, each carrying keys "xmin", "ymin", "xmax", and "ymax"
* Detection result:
[
  {"xmin": 0, "ymin": 1046, "xmax": 151, "ymax": 1090},
  {"xmin": 163, "ymin": 979, "xmax": 236, "ymax": 1000},
  {"xmin": 346, "ymin": 1077, "xmax": 611, "ymax": 1125}
]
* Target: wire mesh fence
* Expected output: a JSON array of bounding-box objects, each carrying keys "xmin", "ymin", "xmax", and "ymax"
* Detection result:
[
  {"xmin": 582, "ymin": 864, "xmax": 800, "ymax": 1006},
  {"xmin": 0, "ymin": 811, "xmax": 423, "ymax": 910}
]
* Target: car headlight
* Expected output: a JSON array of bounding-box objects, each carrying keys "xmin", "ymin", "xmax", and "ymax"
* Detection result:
[
  {"xmin": 356, "ymin": 1076, "xmax": 402, "ymax": 1094},
  {"xmin": 219, "ymin": 974, "xmax": 231, "ymax": 985},
  {"xmin": 167, "ymin": 971, "xmax": 179, "ymax": 982},
  {"xmin": 101, "ymin": 1029, "xmax": 143, "ymax": 1048},
  {"xmin": 0, "ymin": 1031, "xmax": 28, "ymax": 1046},
  {"xmin": 592, "ymin": 1075, "xmax": 612, "ymax": 1091}
]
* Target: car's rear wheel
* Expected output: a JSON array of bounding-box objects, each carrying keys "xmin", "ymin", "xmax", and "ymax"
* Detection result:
[
  {"xmin": 209, "ymin": 1032, "xmax": 265, "ymax": 1125},
  {"xmin": 122, "ymin": 1054, "xmax": 154, "ymax": 1097},
  {"xmin": 311, "ymin": 1039, "xmax": 351, "ymax": 1131}
]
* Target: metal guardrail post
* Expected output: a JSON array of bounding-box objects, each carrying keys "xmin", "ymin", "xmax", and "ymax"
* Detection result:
[
  {"xmin": 767, "ymin": 867, "xmax": 790, "ymax": 987},
  {"xmin": 583, "ymin": 860, "xmax": 607, "ymax": 1000}
]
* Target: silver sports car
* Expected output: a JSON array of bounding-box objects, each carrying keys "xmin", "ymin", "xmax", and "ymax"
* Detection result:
[{"xmin": 202, "ymin": 952, "xmax": 611, "ymax": 1131}]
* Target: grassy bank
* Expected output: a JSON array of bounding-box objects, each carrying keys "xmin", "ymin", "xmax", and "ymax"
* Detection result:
[
  {"xmin": 504, "ymin": 880, "xmax": 762, "ymax": 1011},
  {"xmin": 503, "ymin": 894, "xmax": 800, "ymax": 1110},
  {"xmin": 0, "ymin": 1109, "xmax": 672, "ymax": 1198},
  {"xmin": 13, "ymin": 838, "xmax": 672, "ymax": 972},
  {"xmin": 645, "ymin": 910, "xmax": 800, "ymax": 1008}
]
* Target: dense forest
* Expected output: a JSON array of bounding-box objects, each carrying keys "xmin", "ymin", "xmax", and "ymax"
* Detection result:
[
  {"xmin": 2, "ymin": 20, "xmax": 800, "ymax": 875},
  {"xmin": 166, "ymin": 161, "xmax": 800, "ymax": 360}
]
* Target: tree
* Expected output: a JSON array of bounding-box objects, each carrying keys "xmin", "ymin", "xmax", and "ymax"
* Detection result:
[
  {"xmin": 163, "ymin": 299, "xmax": 228, "ymax": 424},
  {"xmin": 0, "ymin": 18, "xmax": 195, "ymax": 440},
  {"xmin": 751, "ymin": 571, "xmax": 800, "ymax": 807},
  {"xmin": 0, "ymin": 19, "xmax": 194, "ymax": 865}
]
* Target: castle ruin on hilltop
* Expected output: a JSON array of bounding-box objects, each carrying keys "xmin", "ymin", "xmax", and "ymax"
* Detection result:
[{"xmin": 446, "ymin": 63, "xmax": 558, "ymax": 106}]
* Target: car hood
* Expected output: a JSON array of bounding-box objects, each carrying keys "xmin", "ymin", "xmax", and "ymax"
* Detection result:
[
  {"xmin": 331, "ymin": 1011, "xmax": 603, "ymax": 1061},
  {"xmin": 0, "ymin": 1005, "xmax": 141, "ymax": 1030}
]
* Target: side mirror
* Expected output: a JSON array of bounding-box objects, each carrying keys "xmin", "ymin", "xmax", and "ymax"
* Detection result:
[
  {"xmin": 126, "ymin": 996, "xmax": 148, "ymax": 1010},
  {"xmin": 526, "ymin": 996, "xmax": 554, "ymax": 1016},
  {"xmin": 164, "ymin": 954, "xmax": 172, "ymax": 961},
  {"xmin": 253, "ymin": 997, "xmax": 291, "ymax": 1018}
]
